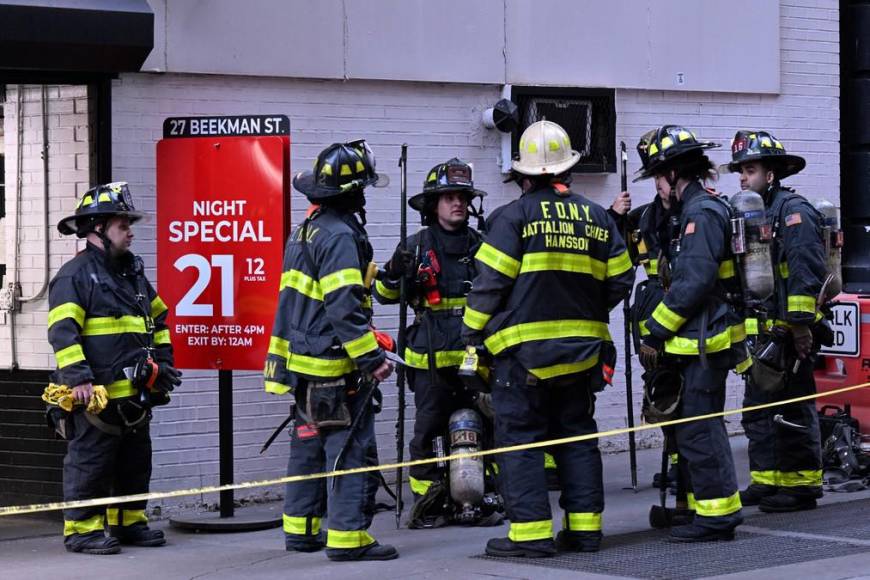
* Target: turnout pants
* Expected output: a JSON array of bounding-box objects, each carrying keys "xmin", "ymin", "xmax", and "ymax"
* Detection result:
[
  {"xmin": 492, "ymin": 356, "xmax": 603, "ymax": 543},
  {"xmin": 62, "ymin": 407, "xmax": 152, "ymax": 544},
  {"xmin": 742, "ymin": 358, "xmax": 823, "ymax": 496},
  {"xmin": 283, "ymin": 381, "xmax": 379, "ymax": 553},
  {"xmin": 675, "ymin": 354, "xmax": 743, "ymax": 530},
  {"xmin": 408, "ymin": 367, "xmax": 476, "ymax": 498}
]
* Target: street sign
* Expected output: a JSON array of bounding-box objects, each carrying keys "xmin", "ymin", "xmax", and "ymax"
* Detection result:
[
  {"xmin": 156, "ymin": 116, "xmax": 290, "ymax": 370},
  {"xmin": 819, "ymin": 301, "xmax": 861, "ymax": 357}
]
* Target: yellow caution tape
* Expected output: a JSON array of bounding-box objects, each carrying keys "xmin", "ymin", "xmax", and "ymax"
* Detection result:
[{"xmin": 3, "ymin": 380, "xmax": 869, "ymax": 517}]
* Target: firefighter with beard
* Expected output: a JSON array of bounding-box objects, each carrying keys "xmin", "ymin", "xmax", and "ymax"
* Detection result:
[
  {"xmin": 720, "ymin": 130, "xmax": 827, "ymax": 512},
  {"xmin": 264, "ymin": 141, "xmax": 398, "ymax": 561},
  {"xmin": 462, "ymin": 120, "xmax": 634, "ymax": 557},
  {"xmin": 636, "ymin": 125, "xmax": 750, "ymax": 542},
  {"xmin": 374, "ymin": 158, "xmax": 503, "ymax": 529},
  {"xmin": 48, "ymin": 182, "xmax": 181, "ymax": 555}
]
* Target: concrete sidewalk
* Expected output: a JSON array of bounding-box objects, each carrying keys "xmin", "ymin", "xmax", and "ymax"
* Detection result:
[{"xmin": 2, "ymin": 438, "xmax": 869, "ymax": 579}]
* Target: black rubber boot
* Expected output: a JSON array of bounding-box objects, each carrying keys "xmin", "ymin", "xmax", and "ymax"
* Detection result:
[
  {"xmin": 555, "ymin": 530, "xmax": 601, "ymax": 553},
  {"xmin": 758, "ymin": 494, "xmax": 818, "ymax": 513},
  {"xmin": 65, "ymin": 531, "xmax": 122, "ymax": 555},
  {"xmin": 668, "ymin": 523, "xmax": 735, "ymax": 543},
  {"xmin": 327, "ymin": 542, "xmax": 399, "ymax": 561},
  {"xmin": 739, "ymin": 484, "xmax": 778, "ymax": 506},
  {"xmin": 485, "ymin": 537, "xmax": 557, "ymax": 558},
  {"xmin": 110, "ymin": 524, "xmax": 166, "ymax": 547},
  {"xmin": 285, "ymin": 534, "xmax": 324, "ymax": 552}
]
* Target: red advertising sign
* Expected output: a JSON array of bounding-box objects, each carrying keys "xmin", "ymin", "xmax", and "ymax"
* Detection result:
[{"xmin": 156, "ymin": 115, "xmax": 290, "ymax": 370}]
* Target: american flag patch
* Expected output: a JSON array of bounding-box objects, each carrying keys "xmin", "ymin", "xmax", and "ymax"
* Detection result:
[
  {"xmin": 785, "ymin": 212, "xmax": 802, "ymax": 227},
  {"xmin": 685, "ymin": 222, "xmax": 696, "ymax": 235}
]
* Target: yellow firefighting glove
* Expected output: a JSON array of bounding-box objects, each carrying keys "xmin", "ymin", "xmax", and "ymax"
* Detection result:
[{"xmin": 41, "ymin": 383, "xmax": 109, "ymax": 414}]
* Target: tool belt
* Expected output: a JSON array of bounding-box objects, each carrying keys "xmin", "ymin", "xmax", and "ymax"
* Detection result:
[{"xmin": 301, "ymin": 377, "xmax": 353, "ymax": 429}]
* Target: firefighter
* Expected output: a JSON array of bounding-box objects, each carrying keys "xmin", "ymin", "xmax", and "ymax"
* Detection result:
[
  {"xmin": 374, "ymin": 158, "xmax": 501, "ymax": 528},
  {"xmin": 721, "ymin": 130, "xmax": 826, "ymax": 512},
  {"xmin": 264, "ymin": 141, "xmax": 398, "ymax": 561},
  {"xmin": 637, "ymin": 125, "xmax": 749, "ymax": 542},
  {"xmin": 48, "ymin": 182, "xmax": 181, "ymax": 555},
  {"xmin": 462, "ymin": 120, "xmax": 635, "ymax": 557}
]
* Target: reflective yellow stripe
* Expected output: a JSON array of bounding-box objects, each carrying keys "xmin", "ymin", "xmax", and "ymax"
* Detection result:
[
  {"xmin": 463, "ymin": 306, "xmax": 492, "ymax": 331},
  {"xmin": 651, "ymin": 303, "xmax": 686, "ymax": 333},
  {"xmin": 106, "ymin": 379, "xmax": 137, "ymax": 399},
  {"xmin": 476, "ymin": 242, "xmax": 520, "ymax": 279},
  {"xmin": 788, "ymin": 295, "xmax": 817, "ymax": 314},
  {"xmin": 48, "ymin": 302, "xmax": 86, "ymax": 328},
  {"xmin": 269, "ymin": 336, "xmax": 289, "ymax": 358},
  {"xmin": 343, "ymin": 331, "xmax": 378, "ymax": 359},
  {"xmin": 646, "ymin": 258, "xmax": 659, "ymax": 276},
  {"xmin": 778, "ymin": 469, "xmax": 822, "ymax": 487},
  {"xmin": 509, "ymin": 520, "xmax": 553, "ymax": 542},
  {"xmin": 64, "ymin": 514, "xmax": 105, "ymax": 536},
  {"xmin": 410, "ymin": 477, "xmax": 434, "ymax": 496},
  {"xmin": 530, "ymin": 353, "xmax": 599, "ymax": 380},
  {"xmin": 564, "ymin": 512, "xmax": 602, "ymax": 532},
  {"xmin": 638, "ymin": 320, "xmax": 649, "ymax": 336},
  {"xmin": 692, "ymin": 491, "xmax": 741, "ymax": 517},
  {"xmin": 287, "ymin": 352, "xmax": 354, "ymax": 378},
  {"xmin": 484, "ymin": 319, "xmax": 611, "ymax": 356},
  {"xmin": 265, "ymin": 380, "xmax": 291, "ymax": 395},
  {"xmin": 664, "ymin": 326, "xmax": 734, "ymax": 356},
  {"xmin": 82, "ymin": 316, "xmax": 146, "ymax": 336},
  {"xmin": 106, "ymin": 508, "xmax": 119, "ymax": 526},
  {"xmin": 606, "ymin": 250, "xmax": 633, "ymax": 278},
  {"xmin": 779, "ymin": 262, "xmax": 789, "ymax": 279},
  {"xmin": 106, "ymin": 508, "xmax": 147, "ymax": 527},
  {"xmin": 745, "ymin": 318, "xmax": 759, "ymax": 336},
  {"xmin": 750, "ymin": 470, "xmax": 778, "ymax": 486},
  {"xmin": 151, "ymin": 296, "xmax": 168, "ymax": 318},
  {"xmin": 281, "ymin": 269, "xmax": 323, "ymax": 301},
  {"xmin": 283, "ymin": 514, "xmax": 321, "ymax": 536},
  {"xmin": 153, "ymin": 329, "xmax": 171, "ymax": 345},
  {"xmin": 730, "ymin": 322, "xmax": 747, "ymax": 343},
  {"xmin": 686, "ymin": 493, "xmax": 697, "ymax": 511},
  {"xmin": 735, "ymin": 355, "xmax": 753, "ymax": 374},
  {"xmin": 718, "ymin": 259, "xmax": 736, "ymax": 279},
  {"xmin": 404, "ymin": 349, "xmax": 466, "ymax": 370},
  {"xmin": 326, "ymin": 529, "xmax": 376, "ymax": 549},
  {"xmin": 520, "ymin": 251, "xmax": 606, "ymax": 280},
  {"xmin": 544, "ymin": 453, "xmax": 556, "ymax": 469},
  {"xmin": 56, "ymin": 344, "xmax": 85, "ymax": 368},
  {"xmin": 374, "ymin": 279, "xmax": 399, "ymax": 300},
  {"xmin": 362, "ymin": 295, "xmax": 373, "ymax": 310},
  {"xmin": 320, "ymin": 268, "xmax": 363, "ymax": 295},
  {"xmin": 425, "ymin": 296, "xmax": 467, "ymax": 310}
]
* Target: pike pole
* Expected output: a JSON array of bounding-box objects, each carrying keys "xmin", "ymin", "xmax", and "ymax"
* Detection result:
[
  {"xmin": 394, "ymin": 144, "xmax": 409, "ymax": 528},
  {"xmin": 621, "ymin": 141, "xmax": 638, "ymax": 491}
]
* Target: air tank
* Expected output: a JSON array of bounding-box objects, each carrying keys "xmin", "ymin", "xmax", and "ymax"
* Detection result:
[
  {"xmin": 729, "ymin": 190, "xmax": 775, "ymax": 306},
  {"xmin": 813, "ymin": 199, "xmax": 843, "ymax": 301},
  {"xmin": 447, "ymin": 408, "xmax": 485, "ymax": 521}
]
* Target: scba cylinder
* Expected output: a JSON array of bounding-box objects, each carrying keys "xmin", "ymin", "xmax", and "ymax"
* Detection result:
[
  {"xmin": 448, "ymin": 408, "xmax": 485, "ymax": 512},
  {"xmin": 813, "ymin": 199, "xmax": 843, "ymax": 300},
  {"xmin": 730, "ymin": 190, "xmax": 774, "ymax": 305}
]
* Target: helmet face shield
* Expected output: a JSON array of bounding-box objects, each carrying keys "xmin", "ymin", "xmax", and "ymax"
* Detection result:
[{"xmin": 57, "ymin": 181, "xmax": 146, "ymax": 236}]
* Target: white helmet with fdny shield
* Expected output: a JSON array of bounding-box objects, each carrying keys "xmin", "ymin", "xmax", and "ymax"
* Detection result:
[
  {"xmin": 512, "ymin": 120, "xmax": 580, "ymax": 176},
  {"xmin": 57, "ymin": 182, "xmax": 146, "ymax": 237},
  {"xmin": 408, "ymin": 158, "xmax": 487, "ymax": 227}
]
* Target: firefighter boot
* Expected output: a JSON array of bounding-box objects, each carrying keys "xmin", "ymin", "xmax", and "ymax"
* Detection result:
[
  {"xmin": 739, "ymin": 484, "xmax": 778, "ymax": 506},
  {"xmin": 285, "ymin": 533, "xmax": 324, "ymax": 553},
  {"xmin": 485, "ymin": 537, "xmax": 557, "ymax": 558},
  {"xmin": 110, "ymin": 523, "xmax": 166, "ymax": 547},
  {"xmin": 555, "ymin": 530, "xmax": 601, "ymax": 553},
  {"xmin": 327, "ymin": 542, "xmax": 399, "ymax": 562},
  {"xmin": 65, "ymin": 531, "xmax": 122, "ymax": 555},
  {"xmin": 758, "ymin": 490, "xmax": 819, "ymax": 513},
  {"xmin": 668, "ymin": 523, "xmax": 735, "ymax": 543}
]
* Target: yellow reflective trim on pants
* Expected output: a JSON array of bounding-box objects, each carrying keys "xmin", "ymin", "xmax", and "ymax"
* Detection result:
[
  {"xmin": 320, "ymin": 268, "xmax": 363, "ymax": 295},
  {"xmin": 106, "ymin": 508, "xmax": 147, "ymax": 527},
  {"xmin": 64, "ymin": 513, "xmax": 105, "ymax": 536},
  {"xmin": 281, "ymin": 269, "xmax": 324, "ymax": 301},
  {"xmin": 374, "ymin": 279, "xmax": 399, "ymax": 300},
  {"xmin": 106, "ymin": 379, "xmax": 137, "ymax": 399},
  {"xmin": 778, "ymin": 469, "xmax": 822, "ymax": 487},
  {"xmin": 343, "ymin": 331, "xmax": 378, "ymax": 359},
  {"xmin": 718, "ymin": 259, "xmax": 736, "ymax": 279},
  {"xmin": 750, "ymin": 470, "xmax": 778, "ymax": 486},
  {"xmin": 686, "ymin": 493, "xmax": 697, "ymax": 511},
  {"xmin": 530, "ymin": 354, "xmax": 599, "ymax": 380},
  {"xmin": 287, "ymin": 352, "xmax": 354, "ymax": 378},
  {"xmin": 82, "ymin": 316, "xmax": 146, "ymax": 336},
  {"xmin": 563, "ymin": 512, "xmax": 602, "ymax": 532},
  {"xmin": 283, "ymin": 514, "xmax": 321, "ymax": 536},
  {"xmin": 606, "ymin": 250, "xmax": 633, "ymax": 278},
  {"xmin": 326, "ymin": 529, "xmax": 376, "ymax": 549},
  {"xmin": 410, "ymin": 476, "xmax": 434, "ymax": 496},
  {"xmin": 56, "ymin": 344, "xmax": 86, "ymax": 368},
  {"xmin": 509, "ymin": 519, "xmax": 553, "ymax": 542},
  {"xmin": 788, "ymin": 295, "xmax": 817, "ymax": 315},
  {"xmin": 153, "ymin": 329, "xmax": 171, "ymax": 345},
  {"xmin": 476, "ymin": 242, "xmax": 520, "ymax": 279},
  {"xmin": 544, "ymin": 453, "xmax": 556, "ymax": 469},
  {"xmin": 663, "ymin": 326, "xmax": 734, "ymax": 356},
  {"xmin": 692, "ymin": 491, "xmax": 741, "ymax": 517},
  {"xmin": 151, "ymin": 296, "xmax": 168, "ymax": 318},
  {"xmin": 484, "ymin": 319, "xmax": 611, "ymax": 356},
  {"xmin": 779, "ymin": 262, "xmax": 789, "ymax": 279},
  {"xmin": 646, "ymin": 259, "xmax": 659, "ymax": 276},
  {"xmin": 651, "ymin": 303, "xmax": 687, "ymax": 333},
  {"xmin": 48, "ymin": 302, "xmax": 86, "ymax": 328},
  {"xmin": 404, "ymin": 349, "xmax": 466, "ymax": 370},
  {"xmin": 425, "ymin": 296, "xmax": 467, "ymax": 310},
  {"xmin": 265, "ymin": 381, "xmax": 291, "ymax": 395},
  {"xmin": 520, "ymin": 251, "xmax": 606, "ymax": 280},
  {"xmin": 269, "ymin": 336, "xmax": 289, "ymax": 358},
  {"xmin": 463, "ymin": 306, "xmax": 491, "ymax": 331},
  {"xmin": 669, "ymin": 453, "xmax": 679, "ymax": 464}
]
